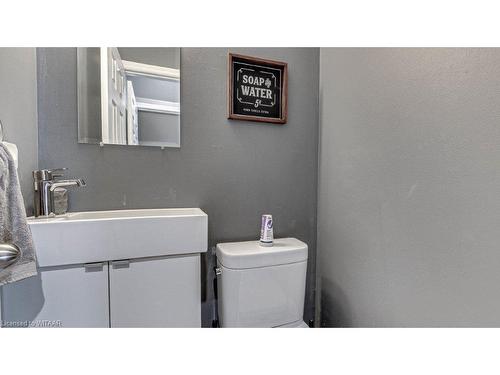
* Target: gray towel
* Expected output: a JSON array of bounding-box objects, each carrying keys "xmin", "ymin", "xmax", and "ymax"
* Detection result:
[{"xmin": 0, "ymin": 143, "xmax": 37, "ymax": 286}]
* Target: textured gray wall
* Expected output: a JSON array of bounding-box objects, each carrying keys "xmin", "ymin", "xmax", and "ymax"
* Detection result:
[
  {"xmin": 318, "ymin": 48, "xmax": 500, "ymax": 327},
  {"xmin": 138, "ymin": 111, "xmax": 180, "ymax": 146},
  {"xmin": 37, "ymin": 48, "xmax": 319, "ymax": 327},
  {"xmin": 0, "ymin": 48, "xmax": 38, "ymax": 215},
  {"xmin": 77, "ymin": 48, "xmax": 101, "ymax": 144},
  {"xmin": 118, "ymin": 48, "xmax": 180, "ymax": 69}
]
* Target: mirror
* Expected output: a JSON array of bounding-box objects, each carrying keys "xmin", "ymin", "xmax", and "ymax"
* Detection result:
[{"xmin": 77, "ymin": 47, "xmax": 180, "ymax": 148}]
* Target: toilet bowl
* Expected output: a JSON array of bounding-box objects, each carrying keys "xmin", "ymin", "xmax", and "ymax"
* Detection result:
[{"xmin": 215, "ymin": 237, "xmax": 308, "ymax": 328}]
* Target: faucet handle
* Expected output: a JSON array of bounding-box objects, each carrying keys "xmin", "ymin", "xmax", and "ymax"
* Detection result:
[
  {"xmin": 33, "ymin": 168, "xmax": 67, "ymax": 183},
  {"xmin": 49, "ymin": 168, "xmax": 68, "ymax": 178}
]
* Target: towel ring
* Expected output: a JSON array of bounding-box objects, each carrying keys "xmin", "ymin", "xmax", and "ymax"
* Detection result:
[{"xmin": 0, "ymin": 243, "xmax": 21, "ymax": 269}]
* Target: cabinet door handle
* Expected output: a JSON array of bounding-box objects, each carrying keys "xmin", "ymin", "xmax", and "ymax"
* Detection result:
[
  {"xmin": 112, "ymin": 260, "xmax": 130, "ymax": 269},
  {"xmin": 84, "ymin": 262, "xmax": 105, "ymax": 272}
]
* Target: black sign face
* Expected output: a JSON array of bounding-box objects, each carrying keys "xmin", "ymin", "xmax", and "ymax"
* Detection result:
[{"xmin": 228, "ymin": 54, "xmax": 287, "ymax": 124}]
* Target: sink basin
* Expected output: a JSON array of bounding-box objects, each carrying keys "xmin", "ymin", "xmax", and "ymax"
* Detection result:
[
  {"xmin": 28, "ymin": 208, "xmax": 208, "ymax": 267},
  {"xmin": 43, "ymin": 208, "xmax": 203, "ymax": 221}
]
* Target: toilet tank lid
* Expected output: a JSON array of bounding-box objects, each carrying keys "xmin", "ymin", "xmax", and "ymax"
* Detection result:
[{"xmin": 216, "ymin": 238, "xmax": 308, "ymax": 269}]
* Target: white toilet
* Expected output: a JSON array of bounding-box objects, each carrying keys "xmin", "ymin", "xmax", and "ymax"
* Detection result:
[{"xmin": 215, "ymin": 237, "xmax": 309, "ymax": 328}]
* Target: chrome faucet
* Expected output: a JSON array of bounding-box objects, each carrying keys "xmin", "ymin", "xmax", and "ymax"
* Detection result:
[{"xmin": 33, "ymin": 168, "xmax": 86, "ymax": 217}]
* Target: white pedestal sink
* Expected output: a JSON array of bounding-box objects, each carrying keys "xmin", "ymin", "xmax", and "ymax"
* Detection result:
[{"xmin": 1, "ymin": 208, "xmax": 208, "ymax": 327}]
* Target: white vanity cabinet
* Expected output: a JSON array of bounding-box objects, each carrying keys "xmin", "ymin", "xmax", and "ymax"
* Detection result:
[
  {"xmin": 1, "ymin": 255, "xmax": 202, "ymax": 328},
  {"xmin": 1, "ymin": 263, "xmax": 110, "ymax": 328},
  {"xmin": 109, "ymin": 255, "xmax": 201, "ymax": 327},
  {"xmin": 0, "ymin": 208, "xmax": 208, "ymax": 328}
]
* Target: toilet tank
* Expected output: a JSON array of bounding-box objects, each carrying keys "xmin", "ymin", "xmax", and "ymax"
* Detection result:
[{"xmin": 216, "ymin": 238, "xmax": 308, "ymax": 328}]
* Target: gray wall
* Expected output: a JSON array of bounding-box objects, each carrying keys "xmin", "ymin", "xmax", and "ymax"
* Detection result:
[
  {"xmin": 118, "ymin": 48, "xmax": 180, "ymax": 69},
  {"xmin": 0, "ymin": 48, "xmax": 38, "ymax": 215},
  {"xmin": 318, "ymin": 48, "xmax": 500, "ymax": 327},
  {"xmin": 37, "ymin": 48, "xmax": 319, "ymax": 327},
  {"xmin": 127, "ymin": 74, "xmax": 180, "ymax": 102},
  {"xmin": 138, "ymin": 111, "xmax": 180, "ymax": 146},
  {"xmin": 77, "ymin": 48, "xmax": 101, "ymax": 144}
]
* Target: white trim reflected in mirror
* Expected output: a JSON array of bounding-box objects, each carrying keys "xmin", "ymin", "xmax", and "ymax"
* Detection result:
[
  {"xmin": 136, "ymin": 97, "xmax": 180, "ymax": 115},
  {"xmin": 122, "ymin": 60, "xmax": 180, "ymax": 80}
]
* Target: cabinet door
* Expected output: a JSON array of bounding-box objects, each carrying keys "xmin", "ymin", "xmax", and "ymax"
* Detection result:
[
  {"xmin": 1, "ymin": 263, "xmax": 109, "ymax": 328},
  {"xmin": 109, "ymin": 255, "xmax": 201, "ymax": 327}
]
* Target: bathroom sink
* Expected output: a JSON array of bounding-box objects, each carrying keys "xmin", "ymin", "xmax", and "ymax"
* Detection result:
[
  {"xmin": 28, "ymin": 208, "xmax": 208, "ymax": 267},
  {"xmin": 39, "ymin": 208, "xmax": 204, "ymax": 221}
]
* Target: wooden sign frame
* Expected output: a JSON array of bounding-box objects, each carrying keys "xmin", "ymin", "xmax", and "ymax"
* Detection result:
[{"xmin": 227, "ymin": 53, "xmax": 288, "ymax": 124}]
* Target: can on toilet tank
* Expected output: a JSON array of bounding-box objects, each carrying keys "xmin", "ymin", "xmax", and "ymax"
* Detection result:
[{"xmin": 260, "ymin": 214, "xmax": 273, "ymax": 247}]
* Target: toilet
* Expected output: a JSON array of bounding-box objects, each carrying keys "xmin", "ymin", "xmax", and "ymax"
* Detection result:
[{"xmin": 215, "ymin": 237, "xmax": 309, "ymax": 328}]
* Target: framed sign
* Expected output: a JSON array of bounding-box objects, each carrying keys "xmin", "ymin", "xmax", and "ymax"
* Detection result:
[{"xmin": 228, "ymin": 53, "xmax": 287, "ymax": 124}]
